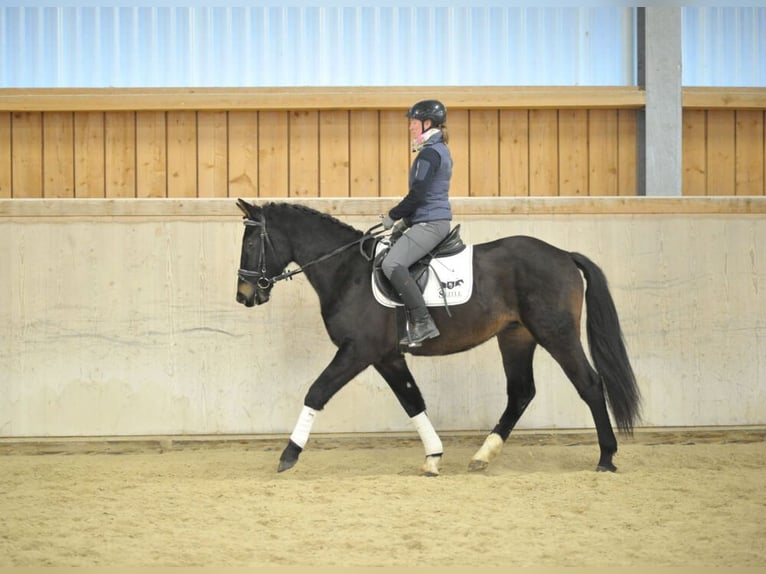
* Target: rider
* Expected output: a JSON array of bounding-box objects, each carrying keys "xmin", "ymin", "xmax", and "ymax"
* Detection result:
[{"xmin": 380, "ymin": 99, "xmax": 453, "ymax": 347}]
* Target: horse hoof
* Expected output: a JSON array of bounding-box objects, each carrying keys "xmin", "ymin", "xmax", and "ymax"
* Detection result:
[
  {"xmin": 469, "ymin": 433, "xmax": 503, "ymax": 472},
  {"xmin": 278, "ymin": 440, "xmax": 302, "ymax": 473},
  {"xmin": 421, "ymin": 455, "xmax": 441, "ymax": 477},
  {"xmin": 468, "ymin": 459, "xmax": 488, "ymax": 472},
  {"xmin": 596, "ymin": 463, "xmax": 617, "ymax": 473}
]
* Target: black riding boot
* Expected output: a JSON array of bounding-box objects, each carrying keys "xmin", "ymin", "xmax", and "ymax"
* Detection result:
[{"xmin": 389, "ymin": 266, "xmax": 440, "ymax": 347}]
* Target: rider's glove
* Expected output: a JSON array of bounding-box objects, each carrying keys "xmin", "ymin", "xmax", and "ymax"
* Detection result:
[{"xmin": 380, "ymin": 214, "xmax": 395, "ymax": 230}]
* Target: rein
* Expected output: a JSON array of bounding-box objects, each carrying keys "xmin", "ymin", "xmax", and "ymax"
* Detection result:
[{"xmin": 238, "ymin": 217, "xmax": 385, "ymax": 289}]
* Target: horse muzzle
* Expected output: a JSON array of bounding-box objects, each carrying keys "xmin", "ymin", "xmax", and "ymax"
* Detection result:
[{"xmin": 237, "ymin": 276, "xmax": 272, "ymax": 307}]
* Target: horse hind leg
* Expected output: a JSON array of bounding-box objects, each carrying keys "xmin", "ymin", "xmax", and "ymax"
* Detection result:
[
  {"xmin": 470, "ymin": 327, "xmax": 537, "ymax": 471},
  {"xmin": 541, "ymin": 333, "xmax": 618, "ymax": 472}
]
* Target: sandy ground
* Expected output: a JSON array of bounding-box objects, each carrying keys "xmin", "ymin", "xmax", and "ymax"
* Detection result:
[{"xmin": 0, "ymin": 428, "xmax": 764, "ymax": 567}]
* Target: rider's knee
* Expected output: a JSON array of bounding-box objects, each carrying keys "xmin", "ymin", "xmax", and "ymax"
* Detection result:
[{"xmin": 380, "ymin": 257, "xmax": 402, "ymax": 279}]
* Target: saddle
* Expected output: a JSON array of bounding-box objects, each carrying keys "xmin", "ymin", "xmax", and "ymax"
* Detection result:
[{"xmin": 372, "ymin": 224, "xmax": 467, "ymax": 304}]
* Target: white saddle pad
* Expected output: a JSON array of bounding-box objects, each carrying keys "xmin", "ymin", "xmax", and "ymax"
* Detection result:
[{"xmin": 372, "ymin": 242, "xmax": 474, "ymax": 308}]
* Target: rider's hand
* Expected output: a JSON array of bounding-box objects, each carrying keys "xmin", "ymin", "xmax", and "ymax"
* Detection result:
[
  {"xmin": 380, "ymin": 214, "xmax": 395, "ymax": 230},
  {"xmin": 390, "ymin": 220, "xmax": 407, "ymax": 243}
]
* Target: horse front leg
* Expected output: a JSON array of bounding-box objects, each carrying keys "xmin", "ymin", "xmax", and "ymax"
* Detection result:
[
  {"xmin": 374, "ymin": 355, "xmax": 443, "ymax": 477},
  {"xmin": 278, "ymin": 342, "xmax": 370, "ymax": 473}
]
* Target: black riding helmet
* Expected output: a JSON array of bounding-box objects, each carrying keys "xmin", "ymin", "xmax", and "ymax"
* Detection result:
[{"xmin": 406, "ymin": 99, "xmax": 447, "ymax": 127}]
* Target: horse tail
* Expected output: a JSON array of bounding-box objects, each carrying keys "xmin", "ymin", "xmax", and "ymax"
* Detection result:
[{"xmin": 570, "ymin": 252, "xmax": 641, "ymax": 435}]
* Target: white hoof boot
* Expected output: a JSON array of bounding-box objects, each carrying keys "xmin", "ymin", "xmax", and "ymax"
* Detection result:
[
  {"xmin": 468, "ymin": 433, "xmax": 504, "ymax": 471},
  {"xmin": 422, "ymin": 454, "xmax": 442, "ymax": 477}
]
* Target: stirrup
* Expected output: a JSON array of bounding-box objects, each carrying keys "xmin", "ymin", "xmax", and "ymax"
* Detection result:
[{"xmin": 400, "ymin": 316, "xmax": 440, "ymax": 347}]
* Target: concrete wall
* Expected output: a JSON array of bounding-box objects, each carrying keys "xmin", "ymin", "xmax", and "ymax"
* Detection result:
[{"xmin": 1, "ymin": 198, "xmax": 764, "ymax": 437}]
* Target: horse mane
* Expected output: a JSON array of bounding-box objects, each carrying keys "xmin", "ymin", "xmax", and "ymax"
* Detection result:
[{"xmin": 264, "ymin": 202, "xmax": 363, "ymax": 238}]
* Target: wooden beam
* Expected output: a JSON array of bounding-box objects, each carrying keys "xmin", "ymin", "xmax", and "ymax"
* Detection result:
[
  {"xmin": 684, "ymin": 87, "xmax": 766, "ymax": 110},
  {"xmin": 0, "ymin": 86, "xmax": 646, "ymax": 112},
  {"xmin": 2, "ymin": 196, "xmax": 765, "ymax": 219}
]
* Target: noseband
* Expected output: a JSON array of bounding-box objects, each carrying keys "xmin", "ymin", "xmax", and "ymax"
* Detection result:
[{"xmin": 238, "ymin": 215, "xmax": 385, "ymax": 292}]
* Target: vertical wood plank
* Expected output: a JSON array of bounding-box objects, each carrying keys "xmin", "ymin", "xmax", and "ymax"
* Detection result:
[
  {"xmin": 289, "ymin": 110, "xmax": 319, "ymax": 197},
  {"xmin": 318, "ymin": 110, "xmax": 349, "ymax": 197},
  {"xmin": 197, "ymin": 111, "xmax": 228, "ymax": 198},
  {"xmin": 499, "ymin": 110, "xmax": 529, "ymax": 196},
  {"xmin": 74, "ymin": 112, "xmax": 105, "ymax": 198},
  {"xmin": 588, "ymin": 110, "xmax": 618, "ymax": 196},
  {"xmin": 258, "ymin": 111, "xmax": 289, "ymax": 197},
  {"xmin": 228, "ymin": 111, "xmax": 259, "ymax": 198},
  {"xmin": 11, "ymin": 112, "xmax": 43, "ymax": 198},
  {"xmin": 469, "ymin": 109, "xmax": 499, "ymax": 197},
  {"xmin": 379, "ymin": 110, "xmax": 409, "ymax": 198},
  {"xmin": 735, "ymin": 110, "xmax": 764, "ymax": 196},
  {"xmin": 167, "ymin": 111, "xmax": 198, "ymax": 198},
  {"xmin": 558, "ymin": 109, "xmax": 588, "ymax": 196},
  {"xmin": 528, "ymin": 109, "xmax": 559, "ymax": 196},
  {"xmin": 350, "ymin": 110, "xmax": 379, "ymax": 197},
  {"xmin": 682, "ymin": 110, "xmax": 707, "ymax": 197},
  {"xmin": 447, "ymin": 109, "xmax": 469, "ymax": 197},
  {"xmin": 43, "ymin": 112, "xmax": 75, "ymax": 198},
  {"xmin": 105, "ymin": 112, "xmax": 136, "ymax": 198},
  {"xmin": 136, "ymin": 111, "xmax": 167, "ymax": 198},
  {"xmin": 706, "ymin": 110, "xmax": 736, "ymax": 196},
  {"xmin": 0, "ymin": 113, "xmax": 12, "ymax": 197},
  {"xmin": 617, "ymin": 109, "xmax": 637, "ymax": 196}
]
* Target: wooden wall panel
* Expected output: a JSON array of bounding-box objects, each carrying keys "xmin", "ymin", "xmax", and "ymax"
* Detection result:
[
  {"xmin": 683, "ymin": 110, "xmax": 707, "ymax": 197},
  {"xmin": 447, "ymin": 110, "xmax": 469, "ymax": 197},
  {"xmin": 228, "ymin": 111, "xmax": 258, "ymax": 199},
  {"xmin": 529, "ymin": 110, "xmax": 559, "ymax": 196},
  {"xmin": 289, "ymin": 110, "xmax": 319, "ymax": 198},
  {"xmin": 707, "ymin": 110, "xmax": 736, "ymax": 196},
  {"xmin": 558, "ymin": 109, "xmax": 588, "ymax": 196},
  {"xmin": 258, "ymin": 111, "xmax": 289, "ymax": 197},
  {"xmin": 0, "ymin": 113, "xmax": 12, "ymax": 198},
  {"xmin": 105, "ymin": 112, "xmax": 135, "ymax": 198},
  {"xmin": 136, "ymin": 111, "xmax": 167, "ymax": 198},
  {"xmin": 589, "ymin": 110, "xmax": 618, "ymax": 196},
  {"xmin": 318, "ymin": 110, "xmax": 349, "ymax": 197},
  {"xmin": 167, "ymin": 111, "xmax": 198, "ymax": 198},
  {"xmin": 735, "ymin": 110, "xmax": 764, "ymax": 196},
  {"xmin": 74, "ymin": 112, "xmax": 105, "ymax": 198},
  {"xmin": 43, "ymin": 112, "xmax": 75, "ymax": 198},
  {"xmin": 350, "ymin": 110, "xmax": 379, "ymax": 197},
  {"xmin": 499, "ymin": 110, "xmax": 529, "ymax": 196},
  {"xmin": 11, "ymin": 112, "xmax": 43, "ymax": 198},
  {"xmin": 198, "ymin": 111, "xmax": 228, "ymax": 198},
  {"xmin": 617, "ymin": 110, "xmax": 637, "ymax": 196},
  {"xmin": 469, "ymin": 110, "xmax": 499, "ymax": 197},
  {"xmin": 378, "ymin": 110, "xmax": 409, "ymax": 198},
  {"xmin": 2, "ymin": 90, "xmax": 762, "ymax": 200}
]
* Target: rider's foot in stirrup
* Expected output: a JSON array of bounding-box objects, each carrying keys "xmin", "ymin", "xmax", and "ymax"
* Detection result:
[{"xmin": 400, "ymin": 316, "xmax": 440, "ymax": 347}]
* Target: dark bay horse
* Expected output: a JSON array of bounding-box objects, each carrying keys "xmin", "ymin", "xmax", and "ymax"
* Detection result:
[{"xmin": 235, "ymin": 199, "xmax": 641, "ymax": 476}]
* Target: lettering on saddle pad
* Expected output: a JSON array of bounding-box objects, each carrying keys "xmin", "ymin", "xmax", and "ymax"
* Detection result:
[{"xmin": 371, "ymin": 242, "xmax": 474, "ymax": 309}]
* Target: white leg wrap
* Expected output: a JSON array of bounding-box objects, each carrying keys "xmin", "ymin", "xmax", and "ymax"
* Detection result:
[
  {"xmin": 411, "ymin": 412, "xmax": 443, "ymax": 456},
  {"xmin": 289, "ymin": 405, "xmax": 317, "ymax": 449}
]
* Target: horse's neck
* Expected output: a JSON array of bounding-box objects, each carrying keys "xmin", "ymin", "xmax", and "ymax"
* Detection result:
[{"xmin": 277, "ymin": 208, "xmax": 365, "ymax": 287}]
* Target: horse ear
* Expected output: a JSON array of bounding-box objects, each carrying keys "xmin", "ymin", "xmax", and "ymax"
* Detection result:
[{"xmin": 236, "ymin": 198, "xmax": 259, "ymax": 219}]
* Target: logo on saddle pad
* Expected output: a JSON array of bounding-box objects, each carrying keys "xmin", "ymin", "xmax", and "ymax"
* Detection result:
[{"xmin": 372, "ymin": 241, "xmax": 474, "ymax": 309}]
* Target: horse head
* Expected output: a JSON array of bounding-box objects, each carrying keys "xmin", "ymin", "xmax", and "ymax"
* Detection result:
[{"xmin": 235, "ymin": 199, "xmax": 286, "ymax": 307}]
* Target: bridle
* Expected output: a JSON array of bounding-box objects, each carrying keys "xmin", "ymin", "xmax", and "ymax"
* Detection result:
[
  {"xmin": 237, "ymin": 217, "xmax": 277, "ymax": 290},
  {"xmin": 237, "ymin": 215, "xmax": 385, "ymax": 291}
]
